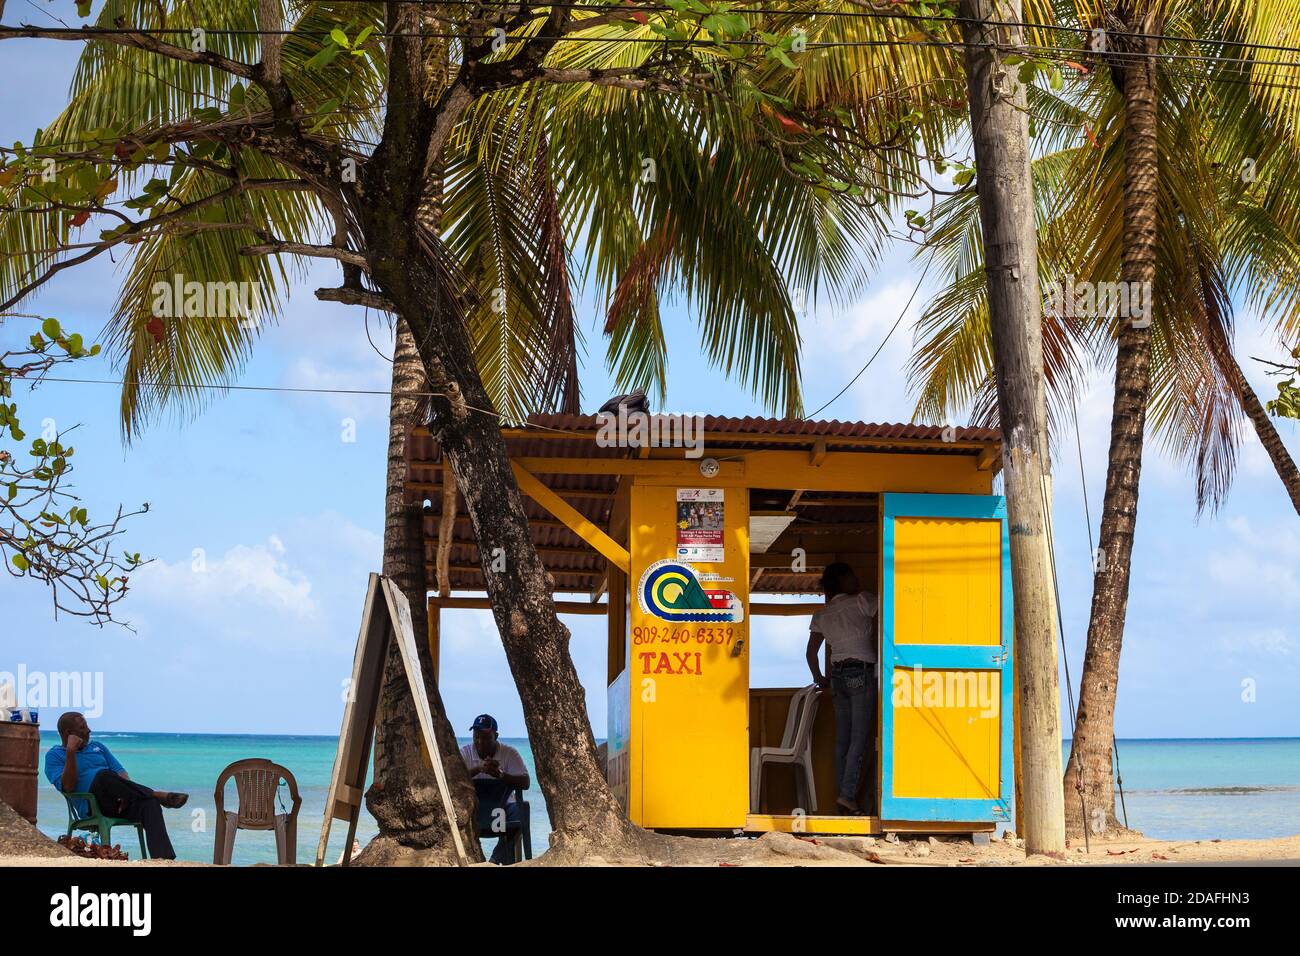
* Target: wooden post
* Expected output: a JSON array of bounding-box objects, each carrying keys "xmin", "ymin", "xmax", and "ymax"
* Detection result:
[
  {"xmin": 607, "ymin": 565, "xmax": 627, "ymax": 684},
  {"xmin": 416, "ymin": 603, "xmax": 442, "ymax": 772},
  {"xmin": 428, "ymin": 602, "xmax": 441, "ymax": 683},
  {"xmin": 436, "ymin": 469, "xmax": 456, "ymax": 597},
  {"xmin": 606, "ymin": 479, "xmax": 631, "ymax": 684},
  {"xmin": 958, "ymin": 0, "xmax": 1066, "ymax": 857}
]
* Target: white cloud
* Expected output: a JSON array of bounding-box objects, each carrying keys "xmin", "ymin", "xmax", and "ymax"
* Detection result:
[
  {"xmin": 1217, "ymin": 628, "xmax": 1296, "ymax": 657},
  {"xmin": 753, "ymin": 613, "xmax": 814, "ymax": 658},
  {"xmin": 1203, "ymin": 516, "xmax": 1300, "ymax": 609},
  {"xmin": 132, "ymin": 537, "xmax": 318, "ymax": 619},
  {"xmin": 289, "ymin": 510, "xmax": 383, "ymax": 570},
  {"xmin": 281, "ymin": 355, "xmax": 392, "ymax": 420},
  {"xmin": 439, "ymin": 608, "xmax": 506, "ymax": 665},
  {"xmin": 1222, "ymin": 514, "xmax": 1300, "ymax": 560},
  {"xmin": 799, "ymin": 274, "xmax": 927, "ymax": 424}
]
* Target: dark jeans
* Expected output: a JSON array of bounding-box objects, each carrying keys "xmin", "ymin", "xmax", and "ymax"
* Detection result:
[
  {"xmin": 831, "ymin": 660, "xmax": 877, "ymax": 810},
  {"xmin": 89, "ymin": 771, "xmax": 176, "ymax": 859},
  {"xmin": 474, "ymin": 779, "xmax": 522, "ymax": 865}
]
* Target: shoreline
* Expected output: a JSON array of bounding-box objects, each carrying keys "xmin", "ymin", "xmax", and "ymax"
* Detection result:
[{"xmin": 54, "ymin": 732, "xmax": 1300, "ymax": 750}]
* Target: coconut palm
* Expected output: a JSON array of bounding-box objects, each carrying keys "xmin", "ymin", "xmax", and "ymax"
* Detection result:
[
  {"xmin": 910, "ymin": 0, "xmax": 1300, "ymax": 833},
  {"xmin": 1, "ymin": 1, "xmax": 962, "ymax": 858}
]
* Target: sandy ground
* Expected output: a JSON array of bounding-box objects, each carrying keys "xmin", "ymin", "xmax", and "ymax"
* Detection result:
[
  {"xmin": 3, "ymin": 829, "xmax": 1299, "ymax": 867},
  {"xmin": 4, "ymin": 791, "xmax": 1295, "ymax": 867},
  {"xmin": 814, "ymin": 831, "xmax": 1300, "ymax": 867}
]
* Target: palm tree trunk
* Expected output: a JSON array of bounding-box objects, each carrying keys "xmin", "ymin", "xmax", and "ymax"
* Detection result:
[
  {"xmin": 364, "ymin": 226, "xmax": 644, "ymax": 862},
  {"xmin": 360, "ymin": 318, "xmax": 483, "ymax": 864},
  {"xmin": 356, "ymin": 20, "xmax": 645, "ymax": 859},
  {"xmin": 1063, "ymin": 9, "xmax": 1159, "ymax": 838},
  {"xmin": 1226, "ymin": 348, "xmax": 1300, "ymax": 514}
]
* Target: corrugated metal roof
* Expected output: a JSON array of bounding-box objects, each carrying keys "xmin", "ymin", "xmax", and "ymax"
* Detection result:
[
  {"xmin": 505, "ymin": 413, "xmax": 999, "ymax": 444},
  {"xmin": 408, "ymin": 413, "xmax": 999, "ymax": 598}
]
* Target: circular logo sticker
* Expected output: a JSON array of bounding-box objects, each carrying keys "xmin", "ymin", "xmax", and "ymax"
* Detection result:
[{"xmin": 637, "ymin": 559, "xmax": 744, "ymax": 623}]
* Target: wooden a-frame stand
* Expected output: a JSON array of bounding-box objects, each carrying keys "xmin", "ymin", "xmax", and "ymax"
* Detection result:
[{"xmin": 315, "ymin": 573, "xmax": 468, "ymax": 866}]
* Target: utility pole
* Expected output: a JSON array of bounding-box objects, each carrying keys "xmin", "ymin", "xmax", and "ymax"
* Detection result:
[{"xmin": 957, "ymin": 0, "xmax": 1066, "ymax": 858}]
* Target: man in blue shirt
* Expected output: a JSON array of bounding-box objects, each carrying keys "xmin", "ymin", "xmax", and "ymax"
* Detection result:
[{"xmin": 45, "ymin": 712, "xmax": 188, "ymax": 859}]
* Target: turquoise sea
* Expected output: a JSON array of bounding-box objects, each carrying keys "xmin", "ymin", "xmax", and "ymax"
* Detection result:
[
  {"xmin": 1090, "ymin": 737, "xmax": 1300, "ymax": 843},
  {"xmin": 28, "ymin": 732, "xmax": 1300, "ymax": 864},
  {"xmin": 31, "ymin": 731, "xmax": 544, "ymax": 866}
]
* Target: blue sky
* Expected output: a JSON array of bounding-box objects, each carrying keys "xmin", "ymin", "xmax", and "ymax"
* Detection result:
[{"xmin": 1, "ymin": 5, "xmax": 1297, "ymax": 740}]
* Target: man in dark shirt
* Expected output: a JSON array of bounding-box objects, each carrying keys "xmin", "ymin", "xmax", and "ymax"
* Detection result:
[{"xmin": 44, "ymin": 712, "xmax": 189, "ymax": 860}]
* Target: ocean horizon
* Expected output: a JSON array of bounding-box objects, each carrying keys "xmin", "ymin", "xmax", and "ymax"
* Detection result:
[{"xmin": 29, "ymin": 731, "xmax": 1300, "ymax": 865}]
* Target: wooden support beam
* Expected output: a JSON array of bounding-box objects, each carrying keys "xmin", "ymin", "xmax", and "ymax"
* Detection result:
[
  {"xmin": 516, "ymin": 456, "xmax": 741, "ymax": 480},
  {"xmin": 784, "ymin": 522, "xmax": 876, "ymax": 535},
  {"xmin": 510, "ymin": 462, "xmax": 630, "ymax": 573},
  {"xmin": 430, "ymin": 564, "xmax": 600, "ymax": 579},
  {"xmin": 976, "ymin": 443, "xmax": 999, "ymax": 471},
  {"xmin": 423, "ymin": 514, "xmax": 601, "ymax": 535},
  {"xmin": 750, "ymin": 603, "xmax": 822, "ymax": 616},
  {"xmin": 414, "ymin": 449, "xmax": 991, "ymax": 496},
  {"xmin": 434, "ymin": 542, "xmax": 617, "ymax": 561},
  {"xmin": 409, "ymin": 480, "xmax": 614, "ymax": 500},
  {"xmin": 793, "ymin": 496, "xmax": 881, "ymax": 507},
  {"xmin": 645, "ymin": 443, "xmax": 990, "ymax": 462},
  {"xmin": 430, "ymin": 596, "xmax": 608, "ymax": 615},
  {"xmin": 810, "ymin": 437, "xmax": 827, "ymax": 467},
  {"xmin": 750, "ymin": 551, "xmax": 871, "ymax": 569},
  {"xmin": 414, "ymin": 457, "xmax": 743, "ymax": 480},
  {"xmin": 607, "ymin": 477, "xmax": 632, "ymax": 545}
]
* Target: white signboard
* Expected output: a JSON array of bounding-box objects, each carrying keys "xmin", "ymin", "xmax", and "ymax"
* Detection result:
[{"xmin": 316, "ymin": 573, "xmax": 467, "ymax": 866}]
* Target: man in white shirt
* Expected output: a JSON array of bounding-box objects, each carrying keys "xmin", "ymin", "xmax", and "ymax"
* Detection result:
[
  {"xmin": 806, "ymin": 563, "xmax": 878, "ymax": 815},
  {"xmin": 460, "ymin": 713, "xmax": 530, "ymax": 864}
]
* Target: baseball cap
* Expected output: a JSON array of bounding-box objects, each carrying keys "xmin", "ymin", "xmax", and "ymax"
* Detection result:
[{"xmin": 469, "ymin": 714, "xmax": 498, "ymax": 732}]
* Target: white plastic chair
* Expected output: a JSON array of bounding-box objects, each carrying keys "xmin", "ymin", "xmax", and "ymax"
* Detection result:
[{"xmin": 750, "ymin": 684, "xmax": 821, "ymax": 813}]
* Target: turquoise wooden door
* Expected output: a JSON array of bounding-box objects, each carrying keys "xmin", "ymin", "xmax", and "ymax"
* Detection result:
[{"xmin": 878, "ymin": 493, "xmax": 1014, "ymax": 823}]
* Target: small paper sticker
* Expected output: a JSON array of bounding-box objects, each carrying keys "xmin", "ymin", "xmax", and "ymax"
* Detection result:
[{"xmin": 676, "ymin": 488, "xmax": 724, "ymax": 563}]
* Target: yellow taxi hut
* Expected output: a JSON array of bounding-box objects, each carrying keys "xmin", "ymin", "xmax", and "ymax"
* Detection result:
[{"xmin": 408, "ymin": 414, "xmax": 1016, "ymax": 838}]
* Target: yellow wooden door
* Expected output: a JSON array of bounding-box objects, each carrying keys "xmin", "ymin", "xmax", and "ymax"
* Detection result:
[{"xmin": 880, "ymin": 493, "xmax": 1013, "ymax": 823}]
